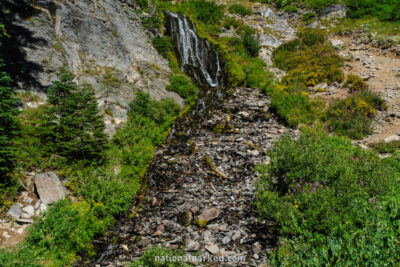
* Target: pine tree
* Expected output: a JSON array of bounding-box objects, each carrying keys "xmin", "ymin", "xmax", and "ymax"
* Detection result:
[
  {"xmin": 0, "ymin": 60, "xmax": 19, "ymax": 182},
  {"xmin": 41, "ymin": 70, "xmax": 108, "ymax": 162}
]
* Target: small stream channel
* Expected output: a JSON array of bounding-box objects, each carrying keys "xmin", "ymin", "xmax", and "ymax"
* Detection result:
[{"xmin": 83, "ymin": 11, "xmax": 228, "ymax": 265}]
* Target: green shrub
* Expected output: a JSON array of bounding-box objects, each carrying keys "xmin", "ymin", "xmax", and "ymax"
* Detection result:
[
  {"xmin": 183, "ymin": 0, "xmax": 225, "ymax": 24},
  {"xmin": 273, "ymin": 28, "xmax": 343, "ymax": 86},
  {"xmin": 224, "ymin": 60, "xmax": 246, "ymax": 87},
  {"xmin": 241, "ymin": 32, "xmax": 260, "ymax": 57},
  {"xmin": 270, "ymin": 86, "xmax": 322, "ymax": 127},
  {"xmin": 166, "ymin": 74, "xmax": 198, "ymax": 105},
  {"xmin": 256, "ymin": 133, "xmax": 400, "ymax": 265},
  {"xmin": 152, "ymin": 36, "xmax": 172, "ymax": 58},
  {"xmin": 141, "ymin": 14, "xmax": 163, "ymax": 30},
  {"xmin": 24, "ymin": 198, "xmax": 106, "ymax": 264},
  {"xmin": 345, "ymin": 0, "xmax": 400, "ymax": 21},
  {"xmin": 325, "ymin": 90, "xmax": 386, "ymax": 139},
  {"xmin": 283, "ymin": 5, "xmax": 298, "ymax": 13},
  {"xmin": 135, "ymin": 0, "xmax": 148, "ymax": 9},
  {"xmin": 228, "ymin": 4, "xmax": 252, "ymax": 16},
  {"xmin": 302, "ymin": 12, "xmax": 317, "ymax": 21},
  {"xmin": 245, "ymin": 59, "xmax": 274, "ymax": 89},
  {"xmin": 344, "ymin": 74, "xmax": 368, "ymax": 92}
]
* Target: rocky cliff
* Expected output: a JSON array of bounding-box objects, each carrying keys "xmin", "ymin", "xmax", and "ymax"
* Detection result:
[{"xmin": 0, "ymin": 0, "xmax": 183, "ymax": 135}]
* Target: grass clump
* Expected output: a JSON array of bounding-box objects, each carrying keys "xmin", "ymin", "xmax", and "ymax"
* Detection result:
[
  {"xmin": 273, "ymin": 28, "xmax": 344, "ymax": 87},
  {"xmin": 256, "ymin": 132, "xmax": 400, "ymax": 266},
  {"xmin": 228, "ymin": 4, "xmax": 252, "ymax": 16}
]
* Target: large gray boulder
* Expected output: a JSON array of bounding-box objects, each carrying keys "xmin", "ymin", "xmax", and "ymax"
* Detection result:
[
  {"xmin": 34, "ymin": 172, "xmax": 66, "ymax": 205},
  {"xmin": 322, "ymin": 4, "xmax": 347, "ymax": 19}
]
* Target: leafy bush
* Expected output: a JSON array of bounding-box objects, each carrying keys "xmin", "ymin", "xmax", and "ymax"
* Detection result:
[
  {"xmin": 141, "ymin": 14, "xmax": 163, "ymax": 30},
  {"xmin": 166, "ymin": 74, "xmax": 198, "ymax": 105},
  {"xmin": 343, "ymin": 74, "xmax": 368, "ymax": 92},
  {"xmin": 182, "ymin": 0, "xmax": 225, "ymax": 24},
  {"xmin": 135, "ymin": 0, "xmax": 148, "ymax": 9},
  {"xmin": 283, "ymin": 5, "xmax": 298, "ymax": 13},
  {"xmin": 345, "ymin": 0, "xmax": 400, "ymax": 21},
  {"xmin": 302, "ymin": 12, "xmax": 317, "ymax": 21},
  {"xmin": 240, "ymin": 28, "xmax": 260, "ymax": 57},
  {"xmin": 24, "ymin": 199, "xmax": 105, "ymax": 265},
  {"xmin": 270, "ymin": 85, "xmax": 323, "ymax": 127},
  {"xmin": 152, "ymin": 36, "xmax": 172, "ymax": 58},
  {"xmin": 273, "ymin": 28, "xmax": 343, "ymax": 86},
  {"xmin": 325, "ymin": 90, "xmax": 386, "ymax": 139},
  {"xmin": 131, "ymin": 246, "xmax": 192, "ymax": 267},
  {"xmin": 257, "ymin": 133, "xmax": 400, "ymax": 265},
  {"xmin": 245, "ymin": 58, "xmax": 274, "ymax": 89},
  {"xmin": 228, "ymin": 4, "xmax": 252, "ymax": 16}
]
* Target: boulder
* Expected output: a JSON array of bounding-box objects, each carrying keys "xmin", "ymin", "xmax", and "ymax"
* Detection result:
[
  {"xmin": 34, "ymin": 172, "xmax": 66, "ymax": 205},
  {"xmin": 7, "ymin": 204, "xmax": 21, "ymax": 220},
  {"xmin": 384, "ymin": 135, "xmax": 400, "ymax": 143},
  {"xmin": 330, "ymin": 39, "xmax": 346, "ymax": 50},
  {"xmin": 322, "ymin": 4, "xmax": 346, "ymax": 19},
  {"xmin": 195, "ymin": 208, "xmax": 221, "ymax": 227}
]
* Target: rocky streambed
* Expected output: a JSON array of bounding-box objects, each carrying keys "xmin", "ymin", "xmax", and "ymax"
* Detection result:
[{"xmin": 83, "ymin": 85, "xmax": 299, "ymax": 266}]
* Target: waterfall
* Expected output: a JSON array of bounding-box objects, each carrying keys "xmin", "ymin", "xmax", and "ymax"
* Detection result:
[{"xmin": 164, "ymin": 11, "xmax": 223, "ymax": 87}]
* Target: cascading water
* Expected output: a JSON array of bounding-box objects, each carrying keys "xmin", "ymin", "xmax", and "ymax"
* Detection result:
[{"xmin": 164, "ymin": 11, "xmax": 223, "ymax": 87}]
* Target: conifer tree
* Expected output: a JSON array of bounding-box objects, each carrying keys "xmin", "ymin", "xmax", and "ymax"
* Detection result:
[
  {"xmin": 41, "ymin": 70, "xmax": 108, "ymax": 162},
  {"xmin": 0, "ymin": 60, "xmax": 19, "ymax": 181}
]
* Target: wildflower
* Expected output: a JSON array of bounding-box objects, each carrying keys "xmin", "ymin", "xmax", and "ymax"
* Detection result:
[
  {"xmin": 315, "ymin": 181, "xmax": 320, "ymax": 187},
  {"xmin": 359, "ymin": 180, "xmax": 364, "ymax": 186},
  {"xmin": 296, "ymin": 183, "xmax": 301, "ymax": 189},
  {"xmin": 322, "ymin": 179, "xmax": 326, "ymax": 185},
  {"xmin": 311, "ymin": 187, "xmax": 316, "ymax": 194}
]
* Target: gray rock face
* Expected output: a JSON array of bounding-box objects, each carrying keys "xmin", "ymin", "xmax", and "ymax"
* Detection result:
[
  {"xmin": 8, "ymin": 0, "xmax": 183, "ymax": 135},
  {"xmin": 7, "ymin": 204, "xmax": 21, "ymax": 220},
  {"xmin": 322, "ymin": 4, "xmax": 347, "ymax": 19},
  {"xmin": 34, "ymin": 172, "xmax": 66, "ymax": 205}
]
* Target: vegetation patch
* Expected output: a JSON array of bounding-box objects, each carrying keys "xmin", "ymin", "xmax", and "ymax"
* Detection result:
[
  {"xmin": 325, "ymin": 89, "xmax": 386, "ymax": 139},
  {"xmin": 166, "ymin": 74, "xmax": 198, "ymax": 105},
  {"xmin": 0, "ymin": 71, "xmax": 180, "ymax": 265},
  {"xmin": 273, "ymin": 28, "xmax": 344, "ymax": 87},
  {"xmin": 228, "ymin": 4, "xmax": 252, "ymax": 16},
  {"xmin": 256, "ymin": 132, "xmax": 400, "ymax": 265}
]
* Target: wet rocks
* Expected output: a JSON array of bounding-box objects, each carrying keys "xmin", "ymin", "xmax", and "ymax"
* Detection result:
[{"xmin": 34, "ymin": 172, "xmax": 66, "ymax": 205}]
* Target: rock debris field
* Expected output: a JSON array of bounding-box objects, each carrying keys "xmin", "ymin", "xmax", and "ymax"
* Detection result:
[{"xmin": 90, "ymin": 87, "xmax": 299, "ymax": 266}]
